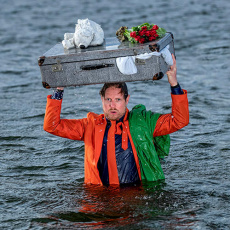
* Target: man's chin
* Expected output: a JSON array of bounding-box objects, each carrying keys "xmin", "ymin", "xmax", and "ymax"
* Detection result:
[
  {"xmin": 106, "ymin": 113, "xmax": 120, "ymax": 121},
  {"xmin": 107, "ymin": 115, "xmax": 118, "ymax": 121},
  {"xmin": 104, "ymin": 110, "xmax": 126, "ymax": 121}
]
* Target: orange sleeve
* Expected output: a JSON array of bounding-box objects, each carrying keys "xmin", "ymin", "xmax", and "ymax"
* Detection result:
[
  {"xmin": 153, "ymin": 90, "xmax": 189, "ymax": 137},
  {"xmin": 43, "ymin": 95, "xmax": 87, "ymax": 140}
]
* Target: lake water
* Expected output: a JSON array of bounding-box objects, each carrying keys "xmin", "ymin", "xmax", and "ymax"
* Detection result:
[{"xmin": 1, "ymin": 0, "xmax": 230, "ymax": 229}]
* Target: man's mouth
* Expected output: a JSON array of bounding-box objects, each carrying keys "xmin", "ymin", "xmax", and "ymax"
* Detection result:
[{"xmin": 109, "ymin": 110, "xmax": 117, "ymax": 114}]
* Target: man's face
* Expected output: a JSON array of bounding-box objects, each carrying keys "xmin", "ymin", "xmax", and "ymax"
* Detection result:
[{"xmin": 101, "ymin": 87, "xmax": 130, "ymax": 121}]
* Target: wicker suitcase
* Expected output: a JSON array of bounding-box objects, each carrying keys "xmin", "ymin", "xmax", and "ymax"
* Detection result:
[{"xmin": 38, "ymin": 32, "xmax": 174, "ymax": 88}]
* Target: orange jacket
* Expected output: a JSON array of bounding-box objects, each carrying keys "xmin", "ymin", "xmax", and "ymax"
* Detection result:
[{"xmin": 44, "ymin": 91, "xmax": 189, "ymax": 185}]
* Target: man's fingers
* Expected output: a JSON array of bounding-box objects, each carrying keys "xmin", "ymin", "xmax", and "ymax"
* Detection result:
[
  {"xmin": 172, "ymin": 54, "xmax": 176, "ymax": 67},
  {"xmin": 57, "ymin": 87, "xmax": 64, "ymax": 90}
]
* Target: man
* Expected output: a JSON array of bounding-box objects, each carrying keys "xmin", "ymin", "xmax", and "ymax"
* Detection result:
[{"xmin": 44, "ymin": 54, "xmax": 189, "ymax": 186}]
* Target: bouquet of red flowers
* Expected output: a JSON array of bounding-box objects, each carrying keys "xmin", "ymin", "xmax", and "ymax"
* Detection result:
[{"xmin": 116, "ymin": 23, "xmax": 166, "ymax": 44}]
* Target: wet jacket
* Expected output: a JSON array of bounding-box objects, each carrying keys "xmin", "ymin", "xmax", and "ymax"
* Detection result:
[
  {"xmin": 97, "ymin": 116, "xmax": 141, "ymax": 185},
  {"xmin": 44, "ymin": 90, "xmax": 189, "ymax": 185}
]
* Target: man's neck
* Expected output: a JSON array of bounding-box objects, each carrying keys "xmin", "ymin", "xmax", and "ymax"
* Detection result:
[{"xmin": 106, "ymin": 114, "xmax": 125, "ymax": 124}]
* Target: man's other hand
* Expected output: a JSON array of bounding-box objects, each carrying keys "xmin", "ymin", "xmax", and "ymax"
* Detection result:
[{"xmin": 166, "ymin": 54, "xmax": 178, "ymax": 87}]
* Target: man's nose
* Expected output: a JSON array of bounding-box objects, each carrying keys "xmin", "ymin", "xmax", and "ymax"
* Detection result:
[{"xmin": 110, "ymin": 100, "xmax": 116, "ymax": 108}]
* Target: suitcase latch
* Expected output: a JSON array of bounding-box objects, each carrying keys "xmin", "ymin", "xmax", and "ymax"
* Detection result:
[
  {"xmin": 135, "ymin": 58, "xmax": 146, "ymax": 65},
  {"xmin": 52, "ymin": 60, "xmax": 63, "ymax": 72}
]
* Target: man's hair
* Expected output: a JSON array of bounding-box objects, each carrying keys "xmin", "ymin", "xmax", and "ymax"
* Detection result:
[{"xmin": 99, "ymin": 82, "xmax": 129, "ymax": 100}]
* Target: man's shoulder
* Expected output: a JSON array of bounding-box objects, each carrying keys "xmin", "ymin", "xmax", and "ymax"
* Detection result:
[
  {"xmin": 130, "ymin": 104, "xmax": 154, "ymax": 117},
  {"xmin": 129, "ymin": 104, "xmax": 147, "ymax": 122},
  {"xmin": 130, "ymin": 104, "xmax": 147, "ymax": 112},
  {"xmin": 129, "ymin": 104, "xmax": 160, "ymax": 124},
  {"xmin": 87, "ymin": 112, "xmax": 104, "ymax": 122}
]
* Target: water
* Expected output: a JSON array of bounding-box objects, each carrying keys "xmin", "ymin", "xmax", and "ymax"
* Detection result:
[{"xmin": 1, "ymin": 0, "xmax": 230, "ymax": 229}]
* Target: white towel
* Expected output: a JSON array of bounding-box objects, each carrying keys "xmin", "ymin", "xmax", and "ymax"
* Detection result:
[
  {"xmin": 159, "ymin": 45, "xmax": 173, "ymax": 66},
  {"xmin": 116, "ymin": 45, "xmax": 173, "ymax": 75},
  {"xmin": 115, "ymin": 56, "xmax": 137, "ymax": 75}
]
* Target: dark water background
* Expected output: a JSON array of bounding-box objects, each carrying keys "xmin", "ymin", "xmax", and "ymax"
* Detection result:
[{"xmin": 1, "ymin": 0, "xmax": 230, "ymax": 229}]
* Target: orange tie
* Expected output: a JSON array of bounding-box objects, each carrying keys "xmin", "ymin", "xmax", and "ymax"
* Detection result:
[
  {"xmin": 115, "ymin": 122, "xmax": 128, "ymax": 151},
  {"xmin": 107, "ymin": 121, "xmax": 129, "ymax": 185}
]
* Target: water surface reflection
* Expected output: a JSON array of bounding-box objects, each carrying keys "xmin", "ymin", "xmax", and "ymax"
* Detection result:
[{"xmin": 31, "ymin": 181, "xmax": 199, "ymax": 229}]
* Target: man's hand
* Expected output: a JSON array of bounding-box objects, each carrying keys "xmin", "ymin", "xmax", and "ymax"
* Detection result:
[
  {"xmin": 166, "ymin": 54, "xmax": 178, "ymax": 87},
  {"xmin": 57, "ymin": 87, "xmax": 64, "ymax": 90}
]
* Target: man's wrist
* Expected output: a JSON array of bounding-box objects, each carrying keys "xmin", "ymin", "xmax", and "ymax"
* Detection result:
[
  {"xmin": 171, "ymin": 83, "xmax": 184, "ymax": 95},
  {"xmin": 170, "ymin": 82, "xmax": 178, "ymax": 87},
  {"xmin": 51, "ymin": 88, "xmax": 64, "ymax": 100}
]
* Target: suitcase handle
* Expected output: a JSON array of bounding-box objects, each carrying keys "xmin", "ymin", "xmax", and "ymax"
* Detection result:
[{"xmin": 80, "ymin": 64, "xmax": 114, "ymax": 70}]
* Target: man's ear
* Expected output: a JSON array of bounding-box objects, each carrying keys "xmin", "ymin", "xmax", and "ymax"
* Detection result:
[{"xmin": 126, "ymin": 95, "xmax": 130, "ymax": 105}]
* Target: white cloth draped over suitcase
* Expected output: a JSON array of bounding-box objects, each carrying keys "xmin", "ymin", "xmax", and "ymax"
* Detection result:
[{"xmin": 116, "ymin": 45, "xmax": 173, "ymax": 75}]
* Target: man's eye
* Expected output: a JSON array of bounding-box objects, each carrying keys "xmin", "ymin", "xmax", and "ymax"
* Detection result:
[
  {"xmin": 106, "ymin": 98, "xmax": 111, "ymax": 102},
  {"xmin": 116, "ymin": 99, "xmax": 121, "ymax": 102}
]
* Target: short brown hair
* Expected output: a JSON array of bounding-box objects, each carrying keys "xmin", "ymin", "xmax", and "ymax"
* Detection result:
[{"xmin": 99, "ymin": 82, "xmax": 128, "ymax": 100}]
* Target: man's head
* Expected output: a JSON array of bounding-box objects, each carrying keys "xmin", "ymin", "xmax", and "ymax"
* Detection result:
[{"xmin": 100, "ymin": 82, "xmax": 130, "ymax": 121}]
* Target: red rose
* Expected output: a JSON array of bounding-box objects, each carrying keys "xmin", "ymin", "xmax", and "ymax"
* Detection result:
[
  {"xmin": 150, "ymin": 29, "xmax": 157, "ymax": 35},
  {"xmin": 152, "ymin": 25, "xmax": 159, "ymax": 30},
  {"xmin": 139, "ymin": 37, "xmax": 145, "ymax": 43},
  {"xmin": 144, "ymin": 30, "xmax": 151, "ymax": 37},
  {"xmin": 149, "ymin": 36, "xmax": 156, "ymax": 41},
  {"xmin": 135, "ymin": 36, "xmax": 141, "ymax": 41},
  {"xmin": 130, "ymin": 31, "xmax": 137, "ymax": 38},
  {"xmin": 141, "ymin": 26, "xmax": 147, "ymax": 30},
  {"xmin": 139, "ymin": 30, "xmax": 145, "ymax": 36}
]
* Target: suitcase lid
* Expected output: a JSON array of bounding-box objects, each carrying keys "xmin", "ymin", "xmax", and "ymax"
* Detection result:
[{"xmin": 38, "ymin": 32, "xmax": 173, "ymax": 66}]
